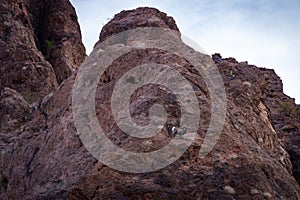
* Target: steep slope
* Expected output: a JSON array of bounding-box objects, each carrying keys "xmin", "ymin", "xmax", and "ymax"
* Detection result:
[
  {"xmin": 0, "ymin": 5, "xmax": 299, "ymax": 200},
  {"xmin": 213, "ymin": 53, "xmax": 300, "ymax": 186},
  {"xmin": 0, "ymin": 0, "xmax": 86, "ymax": 98},
  {"xmin": 0, "ymin": 0, "xmax": 86, "ymax": 133},
  {"xmin": 262, "ymin": 66, "xmax": 300, "ymax": 184}
]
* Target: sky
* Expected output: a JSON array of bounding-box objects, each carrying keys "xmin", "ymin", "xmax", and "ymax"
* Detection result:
[{"xmin": 70, "ymin": 0, "xmax": 300, "ymax": 104}]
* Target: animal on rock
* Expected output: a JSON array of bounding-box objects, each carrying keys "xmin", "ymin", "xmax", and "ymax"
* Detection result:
[{"xmin": 170, "ymin": 126, "xmax": 187, "ymax": 138}]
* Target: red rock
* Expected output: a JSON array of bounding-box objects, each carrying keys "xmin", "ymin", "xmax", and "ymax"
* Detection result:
[
  {"xmin": 99, "ymin": 7, "xmax": 179, "ymax": 43},
  {"xmin": 0, "ymin": 87, "xmax": 31, "ymax": 132},
  {"xmin": 0, "ymin": 4, "xmax": 299, "ymax": 200},
  {"xmin": 0, "ymin": 0, "xmax": 86, "ymax": 103}
]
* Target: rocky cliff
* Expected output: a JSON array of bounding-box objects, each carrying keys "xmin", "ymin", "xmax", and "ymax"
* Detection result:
[{"xmin": 0, "ymin": 3, "xmax": 300, "ymax": 200}]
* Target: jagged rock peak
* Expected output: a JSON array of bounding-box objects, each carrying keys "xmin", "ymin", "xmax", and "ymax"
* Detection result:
[
  {"xmin": 212, "ymin": 53, "xmax": 238, "ymax": 64},
  {"xmin": 99, "ymin": 7, "xmax": 180, "ymax": 42}
]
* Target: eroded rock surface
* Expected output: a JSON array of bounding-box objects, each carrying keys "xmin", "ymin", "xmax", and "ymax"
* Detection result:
[
  {"xmin": 0, "ymin": 5, "xmax": 299, "ymax": 200},
  {"xmin": 0, "ymin": 87, "xmax": 31, "ymax": 132},
  {"xmin": 213, "ymin": 53, "xmax": 300, "ymax": 185},
  {"xmin": 0, "ymin": 0, "xmax": 86, "ymax": 102},
  {"xmin": 99, "ymin": 7, "xmax": 179, "ymax": 43}
]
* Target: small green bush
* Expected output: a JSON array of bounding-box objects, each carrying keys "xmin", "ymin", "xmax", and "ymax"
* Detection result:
[
  {"xmin": 23, "ymin": 89, "xmax": 39, "ymax": 104},
  {"xmin": 279, "ymin": 101, "xmax": 296, "ymax": 117},
  {"xmin": 43, "ymin": 39, "xmax": 53, "ymax": 49},
  {"xmin": 43, "ymin": 39, "xmax": 54, "ymax": 59},
  {"xmin": 292, "ymin": 107, "xmax": 300, "ymax": 119},
  {"xmin": 126, "ymin": 76, "xmax": 137, "ymax": 84}
]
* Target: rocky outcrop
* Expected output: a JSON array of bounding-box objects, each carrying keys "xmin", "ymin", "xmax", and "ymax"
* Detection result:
[
  {"xmin": 1, "ymin": 5, "xmax": 300, "ymax": 200},
  {"xmin": 213, "ymin": 53, "xmax": 300, "ymax": 185},
  {"xmin": 0, "ymin": 0, "xmax": 86, "ymax": 104},
  {"xmin": 262, "ymin": 66, "xmax": 300, "ymax": 184},
  {"xmin": 99, "ymin": 7, "xmax": 179, "ymax": 43},
  {"xmin": 29, "ymin": 0, "xmax": 86, "ymax": 83},
  {"xmin": 0, "ymin": 87, "xmax": 32, "ymax": 132}
]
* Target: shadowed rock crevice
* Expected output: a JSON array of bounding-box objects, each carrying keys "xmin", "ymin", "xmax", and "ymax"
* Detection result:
[{"xmin": 29, "ymin": 0, "xmax": 86, "ymax": 83}]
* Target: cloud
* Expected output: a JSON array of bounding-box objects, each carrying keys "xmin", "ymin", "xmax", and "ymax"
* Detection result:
[{"xmin": 71, "ymin": 0, "xmax": 300, "ymax": 103}]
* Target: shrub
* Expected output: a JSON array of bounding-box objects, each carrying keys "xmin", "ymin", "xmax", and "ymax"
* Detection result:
[
  {"xmin": 43, "ymin": 39, "xmax": 54, "ymax": 59},
  {"xmin": 292, "ymin": 107, "xmax": 300, "ymax": 119},
  {"xmin": 279, "ymin": 101, "xmax": 295, "ymax": 117},
  {"xmin": 43, "ymin": 39, "xmax": 53, "ymax": 49},
  {"xmin": 23, "ymin": 89, "xmax": 39, "ymax": 104}
]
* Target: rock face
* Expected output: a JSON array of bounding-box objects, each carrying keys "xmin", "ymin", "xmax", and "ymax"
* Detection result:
[
  {"xmin": 213, "ymin": 53, "xmax": 300, "ymax": 185},
  {"xmin": 262, "ymin": 67, "xmax": 300, "ymax": 184},
  {"xmin": 0, "ymin": 0, "xmax": 86, "ymax": 196},
  {"xmin": 1, "ymin": 5, "xmax": 300, "ymax": 200},
  {"xmin": 99, "ymin": 7, "xmax": 179, "ymax": 43},
  {"xmin": 0, "ymin": 0, "xmax": 86, "ymax": 103},
  {"xmin": 0, "ymin": 87, "xmax": 32, "ymax": 132},
  {"xmin": 30, "ymin": 0, "xmax": 86, "ymax": 83}
]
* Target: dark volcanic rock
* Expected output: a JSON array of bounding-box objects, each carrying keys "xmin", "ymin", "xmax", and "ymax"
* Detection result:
[
  {"xmin": 262, "ymin": 69, "xmax": 300, "ymax": 184},
  {"xmin": 99, "ymin": 7, "xmax": 180, "ymax": 43},
  {"xmin": 29, "ymin": 0, "xmax": 86, "ymax": 83},
  {"xmin": 0, "ymin": 0, "xmax": 86, "ymax": 103},
  {"xmin": 0, "ymin": 4, "xmax": 300, "ymax": 200},
  {"xmin": 212, "ymin": 53, "xmax": 300, "ymax": 185},
  {"xmin": 0, "ymin": 87, "xmax": 32, "ymax": 132}
]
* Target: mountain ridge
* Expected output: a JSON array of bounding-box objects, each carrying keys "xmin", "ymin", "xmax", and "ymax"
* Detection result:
[{"xmin": 0, "ymin": 2, "xmax": 299, "ymax": 199}]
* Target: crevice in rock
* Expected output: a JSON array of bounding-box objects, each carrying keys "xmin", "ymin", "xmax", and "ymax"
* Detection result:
[
  {"xmin": 25, "ymin": 146, "xmax": 40, "ymax": 176},
  {"xmin": 29, "ymin": 0, "xmax": 86, "ymax": 84},
  {"xmin": 30, "ymin": 1, "xmax": 57, "ymax": 77},
  {"xmin": 0, "ymin": 174, "xmax": 8, "ymax": 191}
]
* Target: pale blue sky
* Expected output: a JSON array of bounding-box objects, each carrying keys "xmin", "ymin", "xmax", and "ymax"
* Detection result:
[{"xmin": 71, "ymin": 0, "xmax": 300, "ymax": 103}]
